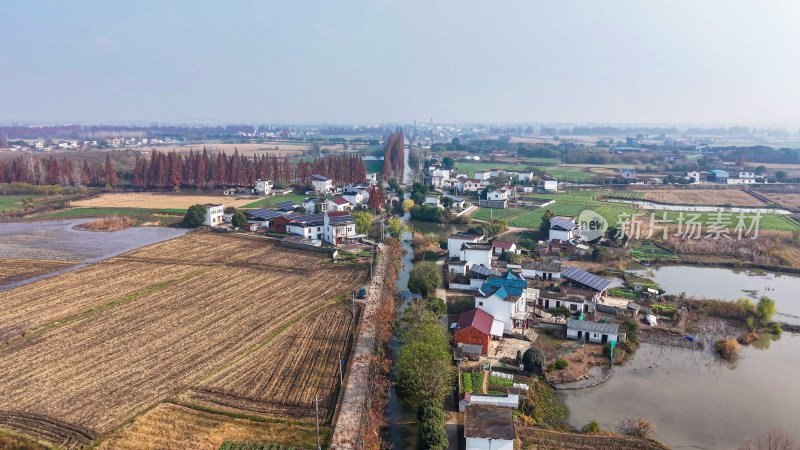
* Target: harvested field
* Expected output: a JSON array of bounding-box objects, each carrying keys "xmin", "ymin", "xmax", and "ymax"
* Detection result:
[
  {"xmin": 640, "ymin": 189, "xmax": 765, "ymax": 207},
  {"xmin": 98, "ymin": 403, "xmax": 319, "ymax": 450},
  {"xmin": 182, "ymin": 304, "xmax": 352, "ymax": 419},
  {"xmin": 0, "ymin": 233, "xmax": 367, "ymax": 446},
  {"xmin": 761, "ymin": 192, "xmax": 800, "ymax": 210},
  {"xmin": 72, "ymin": 193, "xmax": 261, "ymax": 210},
  {"xmin": 516, "ymin": 424, "xmax": 669, "ymax": 449},
  {"xmin": 0, "ymin": 258, "xmax": 79, "ymax": 286}
]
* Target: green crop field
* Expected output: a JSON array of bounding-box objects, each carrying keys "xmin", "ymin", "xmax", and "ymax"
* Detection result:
[
  {"xmin": 542, "ymin": 166, "xmax": 598, "ymax": 182},
  {"xmin": 242, "ymin": 193, "xmax": 311, "ymax": 209},
  {"xmin": 0, "ymin": 195, "xmax": 38, "ymax": 211}
]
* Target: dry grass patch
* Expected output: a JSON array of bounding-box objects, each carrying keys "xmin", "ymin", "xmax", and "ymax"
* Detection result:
[
  {"xmin": 72, "ymin": 193, "xmax": 260, "ymax": 210},
  {"xmin": 75, "ymin": 215, "xmax": 138, "ymax": 232},
  {"xmin": 99, "ymin": 403, "xmax": 318, "ymax": 450},
  {"xmin": 0, "ymin": 258, "xmax": 79, "ymax": 286}
]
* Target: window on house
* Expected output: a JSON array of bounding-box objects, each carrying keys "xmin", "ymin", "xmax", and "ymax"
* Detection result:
[{"xmin": 478, "ymin": 301, "xmax": 483, "ymax": 306}]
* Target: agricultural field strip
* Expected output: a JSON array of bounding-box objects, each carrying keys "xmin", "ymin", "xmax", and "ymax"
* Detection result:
[
  {"xmin": 183, "ymin": 305, "xmax": 353, "ymax": 418},
  {"xmin": 0, "ymin": 258, "xmax": 80, "ymax": 286},
  {"xmin": 0, "ymin": 234, "xmax": 285, "ymax": 342},
  {"xmin": 0, "ymin": 262, "xmax": 366, "ymax": 440},
  {"xmin": 639, "ymin": 189, "xmax": 766, "ymax": 207}
]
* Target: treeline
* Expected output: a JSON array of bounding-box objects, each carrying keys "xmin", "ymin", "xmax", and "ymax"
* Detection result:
[
  {"xmin": 381, "ymin": 129, "xmax": 405, "ymax": 180},
  {"xmin": 0, "ymin": 151, "xmax": 367, "ymax": 189},
  {"xmin": 0, "ymin": 154, "xmax": 116, "ymax": 187},
  {"xmin": 131, "ymin": 150, "xmax": 367, "ymax": 189},
  {"xmin": 718, "ymin": 146, "xmax": 800, "ymax": 164}
]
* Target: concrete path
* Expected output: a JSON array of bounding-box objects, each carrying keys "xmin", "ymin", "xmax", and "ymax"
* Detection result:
[{"xmin": 329, "ymin": 243, "xmax": 388, "ymax": 449}]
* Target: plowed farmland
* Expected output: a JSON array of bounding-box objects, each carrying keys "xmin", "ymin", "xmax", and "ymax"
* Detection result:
[
  {"xmin": 0, "ymin": 258, "xmax": 79, "ymax": 286},
  {"xmin": 182, "ymin": 304, "xmax": 353, "ymax": 419},
  {"xmin": 0, "ymin": 232, "xmax": 367, "ymax": 447},
  {"xmin": 640, "ymin": 189, "xmax": 765, "ymax": 207}
]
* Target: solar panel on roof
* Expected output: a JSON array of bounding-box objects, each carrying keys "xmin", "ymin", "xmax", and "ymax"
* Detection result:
[
  {"xmin": 470, "ymin": 265, "xmax": 501, "ymax": 277},
  {"xmin": 562, "ymin": 266, "xmax": 612, "ymax": 292},
  {"xmin": 275, "ymin": 201, "xmax": 299, "ymax": 210},
  {"xmin": 247, "ymin": 209, "xmax": 284, "ymax": 220},
  {"xmin": 550, "ymin": 217, "xmax": 578, "ymax": 230}
]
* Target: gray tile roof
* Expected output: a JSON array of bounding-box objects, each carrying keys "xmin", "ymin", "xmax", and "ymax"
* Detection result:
[
  {"xmin": 521, "ymin": 260, "xmax": 562, "ymax": 272},
  {"xmin": 464, "ymin": 406, "xmax": 516, "ymax": 441},
  {"xmin": 567, "ymin": 319, "xmax": 619, "ymax": 335}
]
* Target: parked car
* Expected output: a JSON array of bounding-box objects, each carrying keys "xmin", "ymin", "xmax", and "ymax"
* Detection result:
[{"xmin": 356, "ymin": 288, "xmax": 367, "ymax": 299}]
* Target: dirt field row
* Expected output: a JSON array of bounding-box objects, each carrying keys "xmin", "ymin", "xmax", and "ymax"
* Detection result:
[
  {"xmin": 0, "ymin": 258, "xmax": 79, "ymax": 287},
  {"xmin": 0, "ymin": 233, "xmax": 367, "ymax": 446},
  {"xmin": 97, "ymin": 403, "xmax": 319, "ymax": 450},
  {"xmin": 761, "ymin": 192, "xmax": 800, "ymax": 210},
  {"xmin": 640, "ymin": 189, "xmax": 765, "ymax": 207},
  {"xmin": 182, "ymin": 304, "xmax": 353, "ymax": 419},
  {"xmin": 72, "ymin": 193, "xmax": 261, "ymax": 210}
]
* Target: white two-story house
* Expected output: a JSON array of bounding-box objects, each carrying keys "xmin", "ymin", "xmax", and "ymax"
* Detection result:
[
  {"xmin": 323, "ymin": 213, "xmax": 358, "ymax": 245},
  {"xmin": 203, "ymin": 204, "xmax": 224, "ymax": 226}
]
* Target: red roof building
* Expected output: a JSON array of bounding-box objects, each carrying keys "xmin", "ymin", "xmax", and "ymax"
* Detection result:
[{"xmin": 454, "ymin": 308, "xmax": 495, "ymax": 355}]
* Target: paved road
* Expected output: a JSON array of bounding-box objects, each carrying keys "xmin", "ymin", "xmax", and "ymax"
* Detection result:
[{"xmin": 329, "ymin": 243, "xmax": 388, "ymax": 449}]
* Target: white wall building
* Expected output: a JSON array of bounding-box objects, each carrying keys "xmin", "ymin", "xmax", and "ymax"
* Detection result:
[
  {"xmin": 323, "ymin": 213, "xmax": 357, "ymax": 245},
  {"xmin": 448, "ymin": 233, "xmax": 485, "ymax": 259},
  {"xmin": 254, "ymin": 179, "xmax": 273, "ymax": 195},
  {"xmin": 311, "ymin": 174, "xmax": 333, "ymax": 192},
  {"xmin": 566, "ymin": 319, "xmax": 619, "ymax": 344},
  {"xmin": 461, "ymin": 243, "xmax": 493, "ymax": 269},
  {"xmin": 203, "ymin": 204, "xmax": 224, "ymax": 226},
  {"xmin": 549, "ymin": 216, "xmax": 579, "ymax": 241},
  {"xmin": 464, "ymin": 406, "xmax": 515, "ymax": 450}
]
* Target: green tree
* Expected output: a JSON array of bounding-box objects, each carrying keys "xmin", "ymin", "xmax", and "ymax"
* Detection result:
[
  {"xmin": 231, "ymin": 212, "xmax": 247, "ymax": 228},
  {"xmin": 500, "ymin": 251, "xmax": 520, "ymax": 264},
  {"xmin": 540, "ymin": 209, "xmax": 556, "ymax": 237},
  {"xmin": 183, "ymin": 204, "xmax": 206, "ymax": 228},
  {"xmin": 402, "ymin": 199, "xmax": 415, "ymax": 212},
  {"xmin": 224, "ymin": 206, "xmax": 236, "ymax": 214},
  {"xmin": 756, "ymin": 296, "xmax": 776, "ymax": 324},
  {"xmin": 776, "ymin": 170, "xmax": 788, "ymax": 182},
  {"xmin": 408, "ymin": 261, "xmax": 442, "ymax": 297},
  {"xmin": 388, "ymin": 178, "xmax": 402, "ymax": 192},
  {"xmin": 396, "ymin": 322, "xmax": 452, "ymax": 403},
  {"xmin": 387, "ymin": 216, "xmax": 407, "ymax": 238},
  {"xmin": 441, "ymin": 156, "xmax": 454, "ymax": 169},
  {"xmin": 418, "ymin": 400, "xmax": 448, "ymax": 450},
  {"xmin": 352, "ymin": 210, "xmax": 372, "ymax": 235}
]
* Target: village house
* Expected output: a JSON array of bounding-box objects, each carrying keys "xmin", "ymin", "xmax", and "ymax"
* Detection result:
[
  {"xmin": 284, "ymin": 214, "xmax": 326, "ymax": 240},
  {"xmin": 480, "ymin": 190, "xmax": 508, "ymax": 209},
  {"xmin": 537, "ymin": 290, "xmax": 590, "ymax": 315},
  {"xmin": 423, "ymin": 193, "xmax": 441, "ymax": 207},
  {"xmin": 310, "ymin": 174, "xmax": 333, "ymax": 193},
  {"xmin": 619, "ymin": 169, "xmax": 637, "ymax": 180},
  {"xmin": 303, "ymin": 198, "xmax": 328, "ymax": 214},
  {"xmin": 549, "ymin": 216, "xmax": 579, "ymax": 241},
  {"xmin": 454, "ymin": 308, "xmax": 502, "ymax": 356},
  {"xmin": 461, "ymin": 243, "xmax": 493, "ymax": 270},
  {"xmin": 518, "ymin": 170, "xmax": 533, "ymax": 183},
  {"xmin": 430, "ymin": 167, "xmax": 451, "ymax": 187},
  {"xmin": 366, "ymin": 173, "xmax": 378, "ymax": 184},
  {"xmin": 342, "ymin": 185, "xmax": 368, "ymax": 205},
  {"xmin": 473, "ymin": 171, "xmax": 490, "ymax": 181},
  {"xmin": 443, "ymin": 193, "xmax": 468, "ymax": 210},
  {"xmin": 448, "ymin": 233, "xmax": 485, "ymax": 259},
  {"xmin": 497, "ymin": 185, "xmax": 516, "ymax": 198},
  {"xmin": 520, "ymin": 259, "xmax": 562, "ymax": 281},
  {"xmin": 475, "ymin": 272, "xmax": 531, "ymax": 334},
  {"xmin": 561, "ymin": 266, "xmax": 612, "ymax": 300},
  {"xmin": 327, "ymin": 197, "xmax": 353, "ymax": 212},
  {"xmin": 464, "ymin": 406, "xmax": 516, "ymax": 450},
  {"xmin": 254, "ymin": 179, "xmax": 273, "ymax": 195},
  {"xmin": 245, "ymin": 208, "xmax": 286, "ymax": 228},
  {"xmin": 567, "ymin": 318, "xmax": 619, "ymax": 344},
  {"xmin": 323, "ymin": 212, "xmax": 358, "ymax": 245},
  {"xmin": 542, "ymin": 175, "xmax": 558, "ymax": 192},
  {"xmin": 462, "ymin": 178, "xmax": 483, "ymax": 192},
  {"xmin": 202, "ymin": 204, "xmax": 224, "ymax": 226},
  {"xmin": 491, "ymin": 241, "xmax": 517, "ymax": 256}
]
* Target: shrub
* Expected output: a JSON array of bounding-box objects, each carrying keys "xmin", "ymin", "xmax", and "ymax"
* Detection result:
[
  {"xmin": 581, "ymin": 420, "xmax": 601, "ymax": 434},
  {"xmin": 554, "ymin": 358, "xmax": 569, "ymax": 370},
  {"xmin": 602, "ymin": 342, "xmax": 612, "ymax": 355},
  {"xmin": 548, "ymin": 306, "xmax": 571, "ymax": 319},
  {"xmin": 461, "ymin": 372, "xmax": 473, "ymax": 393},
  {"xmin": 622, "ymin": 318, "xmax": 639, "ymax": 347},
  {"xmin": 740, "ymin": 332, "xmax": 759, "ymax": 344},
  {"xmin": 183, "ymin": 204, "xmax": 206, "ymax": 227},
  {"xmin": 715, "ymin": 338, "xmax": 740, "ymax": 360},
  {"xmin": 756, "ymin": 296, "xmax": 776, "ymax": 325},
  {"xmin": 618, "ymin": 417, "xmax": 655, "ymax": 438},
  {"xmin": 771, "ymin": 323, "xmax": 783, "ymax": 335},
  {"xmin": 522, "ymin": 348, "xmax": 545, "ymax": 373}
]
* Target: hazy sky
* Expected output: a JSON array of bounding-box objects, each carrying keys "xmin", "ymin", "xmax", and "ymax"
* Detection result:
[{"xmin": 2, "ymin": 1, "xmax": 799, "ymax": 125}]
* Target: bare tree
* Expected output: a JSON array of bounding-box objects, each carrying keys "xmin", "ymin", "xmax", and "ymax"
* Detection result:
[
  {"xmin": 741, "ymin": 430, "xmax": 800, "ymax": 450},
  {"xmin": 617, "ymin": 417, "xmax": 656, "ymax": 439}
]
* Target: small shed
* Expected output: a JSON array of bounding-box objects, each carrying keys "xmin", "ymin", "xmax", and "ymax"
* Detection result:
[
  {"xmin": 566, "ymin": 318, "xmax": 619, "ymax": 344},
  {"xmin": 454, "ymin": 308, "xmax": 495, "ymax": 355},
  {"xmin": 464, "ymin": 406, "xmax": 516, "ymax": 450}
]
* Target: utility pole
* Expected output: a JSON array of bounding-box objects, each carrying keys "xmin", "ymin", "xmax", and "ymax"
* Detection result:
[
  {"xmin": 315, "ymin": 397, "xmax": 321, "ymax": 450},
  {"xmin": 338, "ymin": 351, "xmax": 343, "ymax": 386}
]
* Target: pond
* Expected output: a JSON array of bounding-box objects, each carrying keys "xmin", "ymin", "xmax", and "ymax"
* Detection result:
[
  {"xmin": 561, "ymin": 336, "xmax": 800, "ymax": 449},
  {"xmin": 635, "ymin": 265, "xmax": 800, "ymax": 325},
  {"xmin": 604, "ymin": 198, "xmax": 792, "ymax": 215}
]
